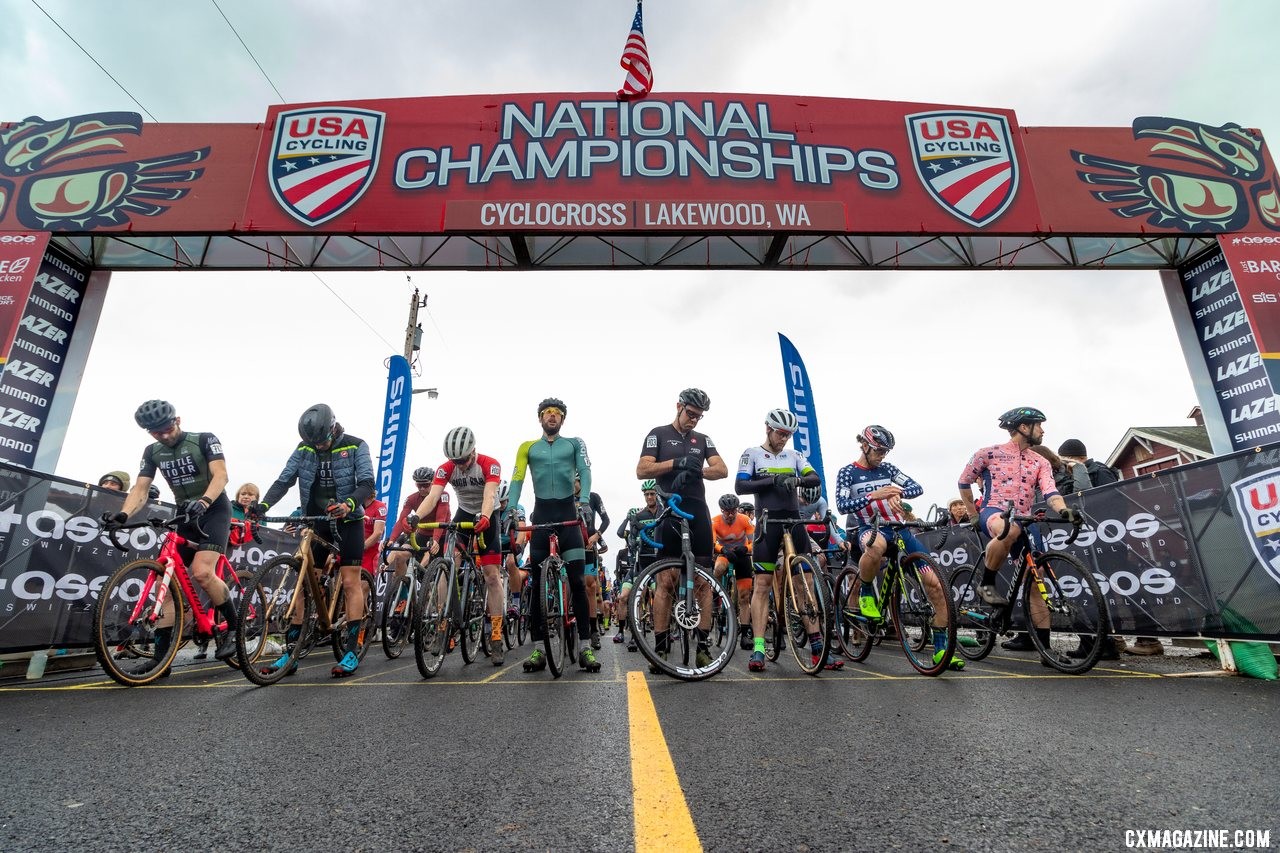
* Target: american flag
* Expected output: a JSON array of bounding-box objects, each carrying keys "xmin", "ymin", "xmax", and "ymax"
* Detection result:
[{"xmin": 616, "ymin": 2, "xmax": 652, "ymax": 100}]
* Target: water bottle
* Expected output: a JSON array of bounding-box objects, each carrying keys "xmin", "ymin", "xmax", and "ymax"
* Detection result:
[{"xmin": 26, "ymin": 649, "xmax": 49, "ymax": 680}]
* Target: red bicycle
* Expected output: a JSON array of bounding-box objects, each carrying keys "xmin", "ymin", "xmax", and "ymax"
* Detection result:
[
  {"xmin": 516, "ymin": 518, "xmax": 590, "ymax": 677},
  {"xmin": 93, "ymin": 513, "xmax": 264, "ymax": 686}
]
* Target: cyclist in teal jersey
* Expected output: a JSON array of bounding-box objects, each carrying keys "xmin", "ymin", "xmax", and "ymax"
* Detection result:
[
  {"xmin": 103, "ymin": 400, "xmax": 239, "ymax": 668},
  {"xmin": 508, "ymin": 397, "xmax": 600, "ymax": 673}
]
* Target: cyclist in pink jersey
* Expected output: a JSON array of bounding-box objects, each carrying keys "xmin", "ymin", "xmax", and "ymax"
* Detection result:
[{"xmin": 957, "ymin": 406, "xmax": 1082, "ymax": 608}]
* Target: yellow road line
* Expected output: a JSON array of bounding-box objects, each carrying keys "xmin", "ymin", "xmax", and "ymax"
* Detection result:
[{"xmin": 628, "ymin": 671, "xmax": 702, "ymax": 853}]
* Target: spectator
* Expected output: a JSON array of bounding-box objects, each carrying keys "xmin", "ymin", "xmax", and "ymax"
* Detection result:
[
  {"xmin": 98, "ymin": 471, "xmax": 130, "ymax": 492},
  {"xmin": 1056, "ymin": 439, "xmax": 1119, "ymax": 494},
  {"xmin": 948, "ymin": 499, "xmax": 969, "ymax": 526},
  {"xmin": 361, "ymin": 492, "xmax": 387, "ymax": 574},
  {"xmin": 230, "ymin": 483, "xmax": 260, "ymax": 546}
]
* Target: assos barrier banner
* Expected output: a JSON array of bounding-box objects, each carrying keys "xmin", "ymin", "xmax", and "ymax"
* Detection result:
[
  {"xmin": 376, "ymin": 355, "xmax": 411, "ymax": 536},
  {"xmin": 778, "ymin": 333, "xmax": 828, "ymax": 500},
  {"xmin": 917, "ymin": 444, "xmax": 1280, "ymax": 640}
]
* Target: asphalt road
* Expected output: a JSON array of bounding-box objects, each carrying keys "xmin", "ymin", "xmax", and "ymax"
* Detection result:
[{"xmin": 0, "ymin": 637, "xmax": 1276, "ymax": 852}]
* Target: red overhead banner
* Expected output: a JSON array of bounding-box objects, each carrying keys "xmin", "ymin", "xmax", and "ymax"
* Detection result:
[{"xmin": 2, "ymin": 95, "xmax": 1277, "ymax": 237}]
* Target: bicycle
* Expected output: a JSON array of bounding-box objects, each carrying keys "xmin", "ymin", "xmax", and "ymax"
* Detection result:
[
  {"xmin": 379, "ymin": 533, "xmax": 429, "ymax": 659},
  {"xmin": 233, "ymin": 516, "xmax": 376, "ymax": 686},
  {"xmin": 834, "ymin": 513, "xmax": 957, "ymax": 676},
  {"xmin": 410, "ymin": 520, "xmax": 487, "ymax": 678},
  {"xmin": 947, "ymin": 503, "xmax": 1108, "ymax": 674},
  {"xmin": 630, "ymin": 495, "xmax": 738, "ymax": 681},
  {"xmin": 514, "ymin": 518, "xmax": 589, "ymax": 678},
  {"xmin": 94, "ymin": 512, "xmax": 263, "ymax": 687},
  {"xmin": 754, "ymin": 510, "xmax": 835, "ymax": 675}
]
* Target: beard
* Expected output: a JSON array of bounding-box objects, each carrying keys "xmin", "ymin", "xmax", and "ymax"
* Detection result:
[{"xmin": 543, "ymin": 421, "xmax": 561, "ymax": 436}]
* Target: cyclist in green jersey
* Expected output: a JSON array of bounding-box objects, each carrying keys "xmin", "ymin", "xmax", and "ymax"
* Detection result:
[{"xmin": 507, "ymin": 397, "xmax": 600, "ymax": 673}]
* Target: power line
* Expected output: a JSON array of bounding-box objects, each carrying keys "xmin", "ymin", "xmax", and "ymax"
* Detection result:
[
  {"xmin": 210, "ymin": 0, "xmax": 286, "ymax": 104},
  {"xmin": 310, "ymin": 272, "xmax": 401, "ymax": 354},
  {"xmin": 30, "ymin": 0, "xmax": 158, "ymax": 121}
]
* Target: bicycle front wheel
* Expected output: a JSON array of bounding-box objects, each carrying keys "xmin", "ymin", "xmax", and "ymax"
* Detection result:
[
  {"xmin": 947, "ymin": 566, "xmax": 996, "ymax": 661},
  {"xmin": 459, "ymin": 567, "xmax": 486, "ymax": 665},
  {"xmin": 540, "ymin": 560, "xmax": 568, "ymax": 678},
  {"xmin": 94, "ymin": 559, "xmax": 185, "ymax": 686},
  {"xmin": 1026, "ymin": 553, "xmax": 1109, "ymax": 674},
  {"xmin": 414, "ymin": 558, "xmax": 453, "ymax": 679},
  {"xmin": 516, "ymin": 579, "xmax": 531, "ymax": 646},
  {"xmin": 629, "ymin": 559, "xmax": 736, "ymax": 681},
  {"xmin": 893, "ymin": 554, "xmax": 955, "ymax": 676},
  {"xmin": 834, "ymin": 568, "xmax": 874, "ymax": 662},
  {"xmin": 381, "ymin": 570, "xmax": 415, "ymax": 659},
  {"xmin": 330, "ymin": 569, "xmax": 376, "ymax": 663},
  {"xmin": 236, "ymin": 555, "xmax": 308, "ymax": 687},
  {"xmin": 786, "ymin": 556, "xmax": 829, "ymax": 675}
]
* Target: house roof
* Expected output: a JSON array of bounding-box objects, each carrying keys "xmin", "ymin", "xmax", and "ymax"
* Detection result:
[{"xmin": 1106, "ymin": 425, "xmax": 1213, "ymax": 467}]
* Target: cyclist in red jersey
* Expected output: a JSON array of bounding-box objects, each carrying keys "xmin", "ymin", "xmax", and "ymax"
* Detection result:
[{"xmin": 958, "ymin": 407, "xmax": 1083, "ymax": 621}]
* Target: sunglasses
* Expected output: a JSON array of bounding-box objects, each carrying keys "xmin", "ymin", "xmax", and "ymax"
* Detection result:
[
  {"xmin": 540, "ymin": 407, "xmax": 565, "ymax": 417},
  {"xmin": 769, "ymin": 427, "xmax": 793, "ymax": 438},
  {"xmin": 681, "ymin": 407, "xmax": 705, "ymax": 421}
]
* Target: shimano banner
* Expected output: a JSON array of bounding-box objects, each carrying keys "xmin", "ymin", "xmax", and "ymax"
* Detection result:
[
  {"xmin": 0, "ymin": 463, "xmax": 298, "ymax": 653},
  {"xmin": 376, "ymin": 355, "xmax": 412, "ymax": 536},
  {"xmin": 778, "ymin": 333, "xmax": 828, "ymax": 499},
  {"xmin": 917, "ymin": 444, "xmax": 1280, "ymax": 640}
]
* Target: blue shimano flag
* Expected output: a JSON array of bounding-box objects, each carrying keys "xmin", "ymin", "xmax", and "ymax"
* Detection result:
[
  {"xmin": 778, "ymin": 333, "xmax": 828, "ymax": 501},
  {"xmin": 377, "ymin": 355, "xmax": 412, "ymax": 536}
]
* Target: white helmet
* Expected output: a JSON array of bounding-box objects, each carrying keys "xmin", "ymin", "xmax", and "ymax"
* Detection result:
[
  {"xmin": 497, "ymin": 481, "xmax": 510, "ymax": 502},
  {"xmin": 765, "ymin": 408, "xmax": 798, "ymax": 432},
  {"xmin": 443, "ymin": 426, "xmax": 476, "ymax": 461}
]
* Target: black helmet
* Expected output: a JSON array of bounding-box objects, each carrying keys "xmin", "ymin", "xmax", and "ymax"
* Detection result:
[
  {"xmin": 718, "ymin": 493, "xmax": 739, "ymax": 511},
  {"xmin": 298, "ymin": 403, "xmax": 337, "ymax": 444},
  {"xmin": 997, "ymin": 406, "xmax": 1047, "ymax": 430},
  {"xmin": 859, "ymin": 425, "xmax": 895, "ymax": 451},
  {"xmin": 678, "ymin": 388, "xmax": 710, "ymax": 410},
  {"xmin": 412, "ymin": 466, "xmax": 435, "ymax": 483},
  {"xmin": 537, "ymin": 397, "xmax": 567, "ymax": 416},
  {"xmin": 134, "ymin": 400, "xmax": 176, "ymax": 431},
  {"xmin": 739, "ymin": 502, "xmax": 754, "ymax": 514}
]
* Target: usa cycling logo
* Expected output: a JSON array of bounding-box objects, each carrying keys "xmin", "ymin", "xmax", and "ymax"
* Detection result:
[
  {"xmin": 905, "ymin": 110, "xmax": 1019, "ymax": 228},
  {"xmin": 268, "ymin": 107, "xmax": 385, "ymax": 227}
]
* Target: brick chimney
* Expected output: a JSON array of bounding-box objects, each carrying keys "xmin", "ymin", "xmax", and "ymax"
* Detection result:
[{"xmin": 1187, "ymin": 405, "xmax": 1204, "ymax": 426}]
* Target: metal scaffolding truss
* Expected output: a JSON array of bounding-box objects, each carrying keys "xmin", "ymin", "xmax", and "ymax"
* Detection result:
[{"xmin": 48, "ymin": 231, "xmax": 1219, "ymax": 272}]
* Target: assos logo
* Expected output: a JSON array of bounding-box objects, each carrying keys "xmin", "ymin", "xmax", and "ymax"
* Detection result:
[{"xmin": 268, "ymin": 107, "xmax": 385, "ymax": 227}]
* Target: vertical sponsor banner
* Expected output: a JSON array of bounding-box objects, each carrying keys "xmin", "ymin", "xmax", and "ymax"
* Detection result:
[
  {"xmin": 0, "ymin": 232, "xmax": 50, "ymax": 365},
  {"xmin": 778, "ymin": 333, "xmax": 828, "ymax": 498},
  {"xmin": 376, "ymin": 355, "xmax": 411, "ymax": 537},
  {"xmin": 0, "ymin": 244, "xmax": 91, "ymax": 468},
  {"xmin": 1177, "ymin": 247, "xmax": 1280, "ymax": 450},
  {"xmin": 1219, "ymin": 234, "xmax": 1280, "ymax": 398}
]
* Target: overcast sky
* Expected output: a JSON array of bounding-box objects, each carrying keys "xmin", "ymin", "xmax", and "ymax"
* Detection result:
[{"xmin": 5, "ymin": 0, "xmax": 1279, "ymax": 543}]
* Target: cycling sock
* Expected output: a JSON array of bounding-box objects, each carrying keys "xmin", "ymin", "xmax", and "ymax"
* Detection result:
[
  {"xmin": 153, "ymin": 626, "xmax": 174, "ymax": 662},
  {"xmin": 753, "ymin": 636, "xmax": 766, "ymax": 654},
  {"xmin": 932, "ymin": 627, "xmax": 947, "ymax": 649},
  {"xmin": 695, "ymin": 628, "xmax": 710, "ymax": 651},
  {"xmin": 981, "ymin": 569, "xmax": 997, "ymax": 587},
  {"xmin": 216, "ymin": 600, "xmax": 238, "ymax": 629},
  {"xmin": 346, "ymin": 622, "xmax": 362, "ymax": 653},
  {"xmin": 490, "ymin": 615, "xmax": 503, "ymax": 641},
  {"xmin": 860, "ymin": 581, "xmax": 875, "ymax": 597},
  {"xmin": 654, "ymin": 630, "xmax": 669, "ymax": 654},
  {"xmin": 808, "ymin": 632, "xmax": 822, "ymax": 655}
]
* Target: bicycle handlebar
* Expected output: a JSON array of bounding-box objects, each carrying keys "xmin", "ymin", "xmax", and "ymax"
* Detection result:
[
  {"xmin": 862, "ymin": 507, "xmax": 946, "ymax": 552},
  {"xmin": 103, "ymin": 510, "xmax": 206, "ymax": 553},
  {"xmin": 636, "ymin": 495, "xmax": 694, "ymax": 549}
]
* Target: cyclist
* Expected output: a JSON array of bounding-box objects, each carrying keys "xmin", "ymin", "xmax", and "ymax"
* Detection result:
[
  {"xmin": 637, "ymin": 388, "xmax": 728, "ymax": 671},
  {"xmin": 384, "ymin": 467, "xmax": 449, "ymax": 615},
  {"xmin": 574, "ymin": 474, "xmax": 611, "ymax": 648},
  {"xmin": 836, "ymin": 425, "xmax": 961, "ymax": 671},
  {"xmin": 957, "ymin": 407, "xmax": 1082, "ymax": 664},
  {"xmin": 408, "ymin": 426, "xmax": 505, "ymax": 664},
  {"xmin": 712, "ymin": 493, "xmax": 754, "ymax": 650},
  {"xmin": 258, "ymin": 403, "xmax": 375, "ymax": 678},
  {"xmin": 613, "ymin": 480, "xmax": 662, "ymax": 650},
  {"xmin": 735, "ymin": 407, "xmax": 841, "ymax": 672},
  {"xmin": 103, "ymin": 400, "xmax": 238, "ymax": 672},
  {"xmin": 497, "ymin": 481, "xmax": 529, "ymax": 622},
  {"xmin": 739, "ymin": 502, "xmax": 755, "ymax": 523},
  {"xmin": 507, "ymin": 397, "xmax": 599, "ymax": 673},
  {"xmin": 798, "ymin": 484, "xmax": 848, "ymax": 570}
]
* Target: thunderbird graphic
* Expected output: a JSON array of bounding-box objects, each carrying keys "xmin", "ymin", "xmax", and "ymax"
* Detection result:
[
  {"xmin": 905, "ymin": 110, "xmax": 1020, "ymax": 228},
  {"xmin": 267, "ymin": 107, "xmax": 384, "ymax": 227},
  {"xmin": 1073, "ymin": 117, "xmax": 1280, "ymax": 232},
  {"xmin": 1230, "ymin": 466, "xmax": 1280, "ymax": 589},
  {"xmin": 0, "ymin": 111, "xmax": 207, "ymax": 230}
]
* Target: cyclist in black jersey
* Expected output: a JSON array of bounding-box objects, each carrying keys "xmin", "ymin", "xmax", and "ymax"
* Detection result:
[
  {"xmin": 574, "ymin": 475, "xmax": 611, "ymax": 648},
  {"xmin": 612, "ymin": 480, "xmax": 661, "ymax": 649},
  {"xmin": 103, "ymin": 400, "xmax": 239, "ymax": 669},
  {"xmin": 636, "ymin": 388, "xmax": 728, "ymax": 671}
]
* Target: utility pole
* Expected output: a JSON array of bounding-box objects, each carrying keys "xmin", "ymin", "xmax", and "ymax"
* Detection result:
[{"xmin": 403, "ymin": 284, "xmax": 425, "ymax": 363}]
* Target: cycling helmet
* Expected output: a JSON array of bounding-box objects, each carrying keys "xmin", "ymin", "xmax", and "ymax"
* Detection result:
[
  {"xmin": 298, "ymin": 403, "xmax": 337, "ymax": 444},
  {"xmin": 497, "ymin": 481, "xmax": 510, "ymax": 503},
  {"xmin": 134, "ymin": 399, "xmax": 176, "ymax": 431},
  {"xmin": 718, "ymin": 493, "xmax": 739, "ymax": 511},
  {"xmin": 442, "ymin": 426, "xmax": 476, "ymax": 461},
  {"xmin": 677, "ymin": 387, "xmax": 711, "ymax": 410},
  {"xmin": 997, "ymin": 406, "xmax": 1047, "ymax": 430},
  {"xmin": 765, "ymin": 408, "xmax": 798, "ymax": 432},
  {"xmin": 799, "ymin": 485, "xmax": 822, "ymax": 504},
  {"xmin": 640, "ymin": 479, "xmax": 657, "ymax": 492},
  {"xmin": 412, "ymin": 466, "xmax": 435, "ymax": 483},
  {"xmin": 859, "ymin": 424, "xmax": 895, "ymax": 451},
  {"xmin": 537, "ymin": 397, "xmax": 567, "ymax": 416},
  {"xmin": 739, "ymin": 502, "xmax": 754, "ymax": 514}
]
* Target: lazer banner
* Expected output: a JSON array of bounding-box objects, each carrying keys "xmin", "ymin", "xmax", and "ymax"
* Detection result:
[
  {"xmin": 0, "ymin": 232, "xmax": 49, "ymax": 365},
  {"xmin": 916, "ymin": 443, "xmax": 1280, "ymax": 640},
  {"xmin": 0, "ymin": 244, "xmax": 90, "ymax": 468},
  {"xmin": 376, "ymin": 355, "xmax": 411, "ymax": 534},
  {"xmin": 778, "ymin": 333, "xmax": 828, "ymax": 500}
]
